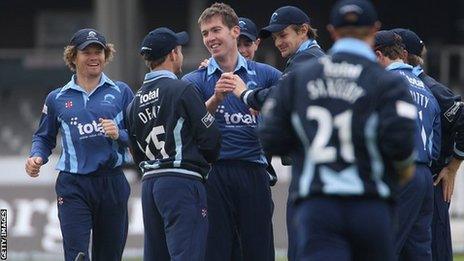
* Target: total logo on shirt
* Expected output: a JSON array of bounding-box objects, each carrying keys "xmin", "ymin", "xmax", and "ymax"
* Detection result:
[
  {"xmin": 69, "ymin": 117, "xmax": 104, "ymax": 138},
  {"xmin": 216, "ymin": 105, "xmax": 257, "ymax": 127}
]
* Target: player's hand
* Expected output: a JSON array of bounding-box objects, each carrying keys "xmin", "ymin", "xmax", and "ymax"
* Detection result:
[
  {"xmin": 434, "ymin": 166, "xmax": 457, "ymax": 203},
  {"xmin": 99, "ymin": 118, "xmax": 119, "ymax": 140},
  {"xmin": 25, "ymin": 156, "xmax": 43, "ymax": 177},
  {"xmin": 230, "ymin": 74, "xmax": 248, "ymax": 98},
  {"xmin": 214, "ymin": 73, "xmax": 236, "ymax": 102},
  {"xmin": 249, "ymin": 108, "xmax": 259, "ymax": 116},
  {"xmin": 198, "ymin": 59, "xmax": 209, "ymax": 69}
]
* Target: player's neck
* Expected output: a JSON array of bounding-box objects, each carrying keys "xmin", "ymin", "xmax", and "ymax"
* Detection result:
[
  {"xmin": 75, "ymin": 73, "xmax": 101, "ymax": 93},
  {"xmin": 216, "ymin": 50, "xmax": 239, "ymax": 73}
]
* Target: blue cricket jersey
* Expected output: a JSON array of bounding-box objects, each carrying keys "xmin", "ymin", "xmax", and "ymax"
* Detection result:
[
  {"xmin": 182, "ymin": 53, "xmax": 281, "ymax": 164},
  {"xmin": 30, "ymin": 73, "xmax": 134, "ymax": 174},
  {"xmin": 387, "ymin": 62, "xmax": 441, "ymax": 164}
]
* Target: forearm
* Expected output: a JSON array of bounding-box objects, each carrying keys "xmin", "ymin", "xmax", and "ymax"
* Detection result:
[{"xmin": 205, "ymin": 96, "xmax": 222, "ymax": 114}]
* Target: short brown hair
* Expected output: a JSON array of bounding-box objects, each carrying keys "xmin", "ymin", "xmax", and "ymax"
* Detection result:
[
  {"xmin": 290, "ymin": 23, "xmax": 318, "ymax": 39},
  {"xmin": 143, "ymin": 54, "xmax": 168, "ymax": 70},
  {"xmin": 198, "ymin": 2, "xmax": 238, "ymax": 29},
  {"xmin": 63, "ymin": 44, "xmax": 116, "ymax": 71},
  {"xmin": 376, "ymin": 45, "xmax": 405, "ymax": 60},
  {"xmin": 375, "ymin": 34, "xmax": 405, "ymax": 60},
  {"xmin": 407, "ymin": 46, "xmax": 427, "ymax": 67}
]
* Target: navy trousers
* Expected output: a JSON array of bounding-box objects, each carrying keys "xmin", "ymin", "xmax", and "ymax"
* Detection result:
[
  {"xmin": 396, "ymin": 164, "xmax": 434, "ymax": 261},
  {"xmin": 141, "ymin": 175, "xmax": 208, "ymax": 261},
  {"xmin": 431, "ymin": 179, "xmax": 453, "ymax": 261},
  {"xmin": 295, "ymin": 197, "xmax": 395, "ymax": 261},
  {"xmin": 205, "ymin": 160, "xmax": 274, "ymax": 261},
  {"xmin": 55, "ymin": 169, "xmax": 130, "ymax": 261}
]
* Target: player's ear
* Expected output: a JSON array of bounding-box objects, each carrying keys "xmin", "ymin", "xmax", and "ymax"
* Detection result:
[
  {"xmin": 255, "ymin": 38, "xmax": 261, "ymax": 47},
  {"xmin": 231, "ymin": 25, "xmax": 240, "ymax": 39}
]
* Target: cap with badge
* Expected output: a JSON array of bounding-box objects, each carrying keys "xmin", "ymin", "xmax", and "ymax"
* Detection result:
[
  {"xmin": 391, "ymin": 28, "xmax": 424, "ymax": 56},
  {"xmin": 330, "ymin": 0, "xmax": 378, "ymax": 28},
  {"xmin": 374, "ymin": 30, "xmax": 405, "ymax": 50},
  {"xmin": 239, "ymin": 17, "xmax": 258, "ymax": 42},
  {"xmin": 70, "ymin": 28, "xmax": 107, "ymax": 50},
  {"xmin": 259, "ymin": 6, "xmax": 310, "ymax": 39},
  {"xmin": 140, "ymin": 27, "xmax": 189, "ymax": 60}
]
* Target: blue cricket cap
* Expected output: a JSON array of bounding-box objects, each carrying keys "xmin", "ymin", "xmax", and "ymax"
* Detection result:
[
  {"xmin": 259, "ymin": 6, "xmax": 310, "ymax": 39},
  {"xmin": 70, "ymin": 28, "xmax": 107, "ymax": 50},
  {"xmin": 391, "ymin": 28, "xmax": 424, "ymax": 56},
  {"xmin": 239, "ymin": 17, "xmax": 258, "ymax": 41},
  {"xmin": 374, "ymin": 30, "xmax": 404, "ymax": 50},
  {"xmin": 330, "ymin": 0, "xmax": 378, "ymax": 28},
  {"xmin": 140, "ymin": 27, "xmax": 189, "ymax": 60}
]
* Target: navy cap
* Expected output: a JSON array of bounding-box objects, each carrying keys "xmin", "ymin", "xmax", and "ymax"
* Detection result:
[
  {"xmin": 140, "ymin": 27, "xmax": 189, "ymax": 60},
  {"xmin": 330, "ymin": 0, "xmax": 378, "ymax": 28},
  {"xmin": 239, "ymin": 17, "xmax": 258, "ymax": 41},
  {"xmin": 374, "ymin": 30, "xmax": 404, "ymax": 50},
  {"xmin": 259, "ymin": 6, "xmax": 310, "ymax": 39},
  {"xmin": 70, "ymin": 28, "xmax": 107, "ymax": 50},
  {"xmin": 391, "ymin": 28, "xmax": 424, "ymax": 56}
]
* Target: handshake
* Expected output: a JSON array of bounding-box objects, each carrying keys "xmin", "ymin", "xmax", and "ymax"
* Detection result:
[{"xmin": 214, "ymin": 72, "xmax": 248, "ymax": 101}]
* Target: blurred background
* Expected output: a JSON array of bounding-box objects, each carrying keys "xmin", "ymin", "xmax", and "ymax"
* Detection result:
[{"xmin": 1, "ymin": 0, "xmax": 464, "ymax": 259}]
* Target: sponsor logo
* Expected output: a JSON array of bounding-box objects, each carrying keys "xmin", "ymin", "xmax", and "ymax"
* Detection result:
[
  {"xmin": 201, "ymin": 112, "xmax": 215, "ymax": 128},
  {"xmin": 69, "ymin": 117, "xmax": 104, "ymax": 137},
  {"xmin": 140, "ymin": 89, "xmax": 159, "ymax": 104},
  {"xmin": 201, "ymin": 208, "xmax": 207, "ymax": 218},
  {"xmin": 216, "ymin": 105, "xmax": 257, "ymax": 126},
  {"xmin": 57, "ymin": 197, "xmax": 63, "ymax": 205},
  {"xmin": 444, "ymin": 101, "xmax": 463, "ymax": 122}
]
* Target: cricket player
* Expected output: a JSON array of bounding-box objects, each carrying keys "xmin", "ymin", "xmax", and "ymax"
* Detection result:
[
  {"xmin": 375, "ymin": 30, "xmax": 441, "ymax": 260},
  {"xmin": 126, "ymin": 27, "xmax": 221, "ymax": 261},
  {"xmin": 234, "ymin": 5, "xmax": 325, "ymax": 111},
  {"xmin": 237, "ymin": 17, "xmax": 260, "ymax": 60},
  {"xmin": 226, "ymin": 6, "xmax": 325, "ymax": 260},
  {"xmin": 25, "ymin": 28, "xmax": 134, "ymax": 261},
  {"xmin": 393, "ymin": 28, "xmax": 464, "ymax": 261},
  {"xmin": 259, "ymin": 0, "xmax": 417, "ymax": 260},
  {"xmin": 182, "ymin": 3, "xmax": 281, "ymax": 260}
]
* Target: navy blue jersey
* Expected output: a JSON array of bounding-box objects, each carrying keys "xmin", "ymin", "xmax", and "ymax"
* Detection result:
[
  {"xmin": 259, "ymin": 39, "xmax": 417, "ymax": 200},
  {"xmin": 30, "ymin": 73, "xmax": 134, "ymax": 174},
  {"xmin": 242, "ymin": 39, "xmax": 325, "ymax": 110},
  {"xmin": 387, "ymin": 63, "xmax": 441, "ymax": 164},
  {"xmin": 414, "ymin": 67, "xmax": 464, "ymax": 173},
  {"xmin": 182, "ymin": 54, "xmax": 281, "ymax": 164},
  {"xmin": 126, "ymin": 71, "xmax": 221, "ymax": 180}
]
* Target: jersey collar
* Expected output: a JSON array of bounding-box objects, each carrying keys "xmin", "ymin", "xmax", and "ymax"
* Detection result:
[
  {"xmin": 207, "ymin": 53, "xmax": 249, "ymax": 76},
  {"xmin": 329, "ymin": 38, "xmax": 377, "ymax": 62},
  {"xmin": 385, "ymin": 61, "xmax": 413, "ymax": 71},
  {"xmin": 60, "ymin": 73, "xmax": 117, "ymax": 95},
  {"xmin": 144, "ymin": 70, "xmax": 178, "ymax": 84}
]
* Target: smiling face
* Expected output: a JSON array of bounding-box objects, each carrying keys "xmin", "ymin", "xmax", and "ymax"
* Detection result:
[
  {"xmin": 73, "ymin": 44, "xmax": 106, "ymax": 78},
  {"xmin": 200, "ymin": 15, "xmax": 240, "ymax": 60},
  {"xmin": 272, "ymin": 25, "xmax": 308, "ymax": 58},
  {"xmin": 237, "ymin": 36, "xmax": 260, "ymax": 60}
]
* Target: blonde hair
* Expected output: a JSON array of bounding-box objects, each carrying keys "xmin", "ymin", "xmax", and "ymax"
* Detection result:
[{"xmin": 62, "ymin": 43, "xmax": 116, "ymax": 71}]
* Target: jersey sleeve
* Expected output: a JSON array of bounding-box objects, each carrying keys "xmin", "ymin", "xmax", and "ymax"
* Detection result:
[
  {"xmin": 113, "ymin": 82, "xmax": 134, "ymax": 147},
  {"xmin": 431, "ymin": 99, "xmax": 442, "ymax": 160},
  {"xmin": 259, "ymin": 72, "xmax": 298, "ymax": 156},
  {"xmin": 429, "ymin": 82, "xmax": 464, "ymax": 160},
  {"xmin": 30, "ymin": 92, "xmax": 59, "ymax": 164},
  {"xmin": 182, "ymin": 71, "xmax": 208, "ymax": 102},
  {"xmin": 180, "ymin": 85, "xmax": 221, "ymax": 163},
  {"xmin": 377, "ymin": 76, "xmax": 417, "ymax": 169}
]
